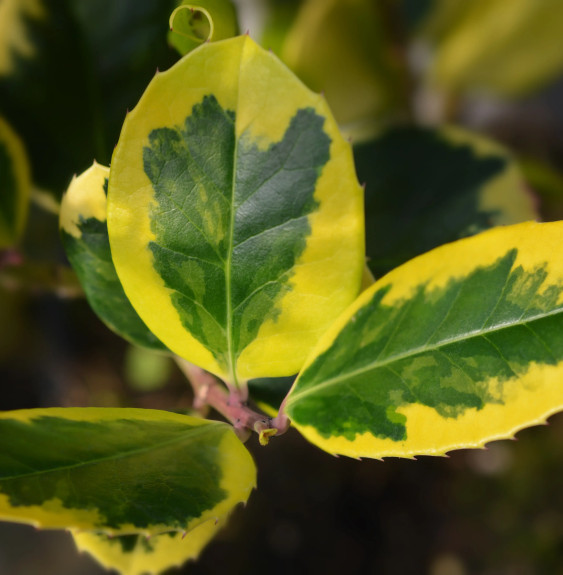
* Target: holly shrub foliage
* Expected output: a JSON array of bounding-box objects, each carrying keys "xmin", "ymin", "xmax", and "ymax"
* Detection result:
[{"xmin": 2, "ymin": 1, "xmax": 563, "ymax": 573}]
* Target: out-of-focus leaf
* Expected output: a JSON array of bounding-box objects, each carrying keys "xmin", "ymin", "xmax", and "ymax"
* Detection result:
[
  {"xmin": 59, "ymin": 163, "xmax": 166, "ymax": 350},
  {"xmin": 0, "ymin": 117, "xmax": 30, "ymax": 248},
  {"xmin": 286, "ymin": 221, "xmax": 563, "ymax": 459},
  {"xmin": 73, "ymin": 517, "xmax": 226, "ymax": 575},
  {"xmin": 281, "ymin": 0, "xmax": 402, "ymax": 138},
  {"xmin": 355, "ymin": 126, "xmax": 536, "ymax": 277},
  {"xmin": 125, "ymin": 346, "xmax": 172, "ymax": 392},
  {"xmin": 0, "ymin": 408, "xmax": 256, "ymax": 534},
  {"xmin": 108, "ymin": 36, "xmax": 364, "ymax": 385},
  {"xmin": 0, "ymin": 0, "xmax": 177, "ymax": 193},
  {"xmin": 0, "ymin": 260, "xmax": 82, "ymax": 297},
  {"xmin": 168, "ymin": 0, "xmax": 238, "ymax": 56},
  {"xmin": 260, "ymin": 0, "xmax": 302, "ymax": 56},
  {"xmin": 519, "ymin": 157, "xmax": 563, "ymax": 221},
  {"xmin": 421, "ymin": 0, "xmax": 563, "ymax": 97}
]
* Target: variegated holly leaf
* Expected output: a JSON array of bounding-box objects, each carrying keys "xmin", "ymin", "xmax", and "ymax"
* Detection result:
[
  {"xmin": 168, "ymin": 0, "xmax": 238, "ymax": 56},
  {"xmin": 285, "ymin": 221, "xmax": 563, "ymax": 459},
  {"xmin": 0, "ymin": 117, "xmax": 30, "ymax": 248},
  {"xmin": 355, "ymin": 126, "xmax": 536, "ymax": 277},
  {"xmin": 73, "ymin": 517, "xmax": 226, "ymax": 575},
  {"xmin": 60, "ymin": 162, "xmax": 166, "ymax": 350},
  {"xmin": 0, "ymin": 408, "xmax": 256, "ymax": 534},
  {"xmin": 107, "ymin": 35, "xmax": 364, "ymax": 386}
]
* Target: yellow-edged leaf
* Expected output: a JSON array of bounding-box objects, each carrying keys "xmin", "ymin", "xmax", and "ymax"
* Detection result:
[
  {"xmin": 60, "ymin": 163, "xmax": 166, "ymax": 350},
  {"xmin": 285, "ymin": 221, "xmax": 563, "ymax": 459},
  {"xmin": 107, "ymin": 35, "xmax": 364, "ymax": 386},
  {"xmin": 355, "ymin": 125, "xmax": 537, "ymax": 277},
  {"xmin": 73, "ymin": 517, "xmax": 226, "ymax": 575},
  {"xmin": 0, "ymin": 408, "xmax": 256, "ymax": 535}
]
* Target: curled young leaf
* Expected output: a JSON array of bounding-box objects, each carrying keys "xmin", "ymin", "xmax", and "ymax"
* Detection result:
[
  {"xmin": 108, "ymin": 35, "xmax": 364, "ymax": 386},
  {"xmin": 285, "ymin": 221, "xmax": 563, "ymax": 459},
  {"xmin": 168, "ymin": 0, "xmax": 238, "ymax": 56},
  {"xmin": 0, "ymin": 408, "xmax": 256, "ymax": 535},
  {"xmin": 60, "ymin": 163, "xmax": 166, "ymax": 350}
]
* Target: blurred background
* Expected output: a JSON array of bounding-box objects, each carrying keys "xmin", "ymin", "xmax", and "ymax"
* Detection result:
[{"xmin": 1, "ymin": 0, "xmax": 563, "ymax": 573}]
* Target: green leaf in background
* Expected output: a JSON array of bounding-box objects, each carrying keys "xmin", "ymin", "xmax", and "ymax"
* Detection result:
[
  {"xmin": 285, "ymin": 221, "xmax": 563, "ymax": 459},
  {"xmin": 421, "ymin": 0, "xmax": 563, "ymax": 97},
  {"xmin": 59, "ymin": 163, "xmax": 166, "ymax": 350},
  {"xmin": 0, "ymin": 0, "xmax": 177, "ymax": 193},
  {"xmin": 168, "ymin": 0, "xmax": 239, "ymax": 56},
  {"xmin": 0, "ymin": 116, "xmax": 30, "ymax": 248},
  {"xmin": 124, "ymin": 345, "xmax": 172, "ymax": 392},
  {"xmin": 0, "ymin": 408, "xmax": 256, "ymax": 534},
  {"xmin": 73, "ymin": 517, "xmax": 226, "ymax": 575},
  {"xmin": 355, "ymin": 126, "xmax": 537, "ymax": 277},
  {"xmin": 281, "ymin": 0, "xmax": 402, "ymax": 138},
  {"xmin": 519, "ymin": 157, "xmax": 563, "ymax": 222},
  {"xmin": 108, "ymin": 35, "xmax": 364, "ymax": 386}
]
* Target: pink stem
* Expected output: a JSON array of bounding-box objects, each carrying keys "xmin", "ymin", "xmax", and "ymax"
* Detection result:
[{"xmin": 175, "ymin": 358, "xmax": 285, "ymax": 443}]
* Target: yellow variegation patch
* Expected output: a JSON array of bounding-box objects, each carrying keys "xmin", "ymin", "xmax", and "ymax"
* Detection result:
[
  {"xmin": 74, "ymin": 517, "xmax": 226, "ymax": 575},
  {"xmin": 441, "ymin": 126, "xmax": 535, "ymax": 226},
  {"xmin": 60, "ymin": 162, "xmax": 109, "ymax": 238}
]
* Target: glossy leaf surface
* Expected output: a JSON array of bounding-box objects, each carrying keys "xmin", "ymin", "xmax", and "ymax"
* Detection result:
[
  {"xmin": 286, "ymin": 221, "xmax": 563, "ymax": 458},
  {"xmin": 73, "ymin": 517, "xmax": 225, "ymax": 575},
  {"xmin": 60, "ymin": 163, "xmax": 166, "ymax": 350},
  {"xmin": 0, "ymin": 117, "xmax": 30, "ymax": 247},
  {"xmin": 168, "ymin": 0, "xmax": 238, "ymax": 56},
  {"xmin": 108, "ymin": 35, "xmax": 364, "ymax": 385},
  {"xmin": 0, "ymin": 408, "xmax": 256, "ymax": 534},
  {"xmin": 355, "ymin": 126, "xmax": 536, "ymax": 277},
  {"xmin": 422, "ymin": 0, "xmax": 563, "ymax": 97}
]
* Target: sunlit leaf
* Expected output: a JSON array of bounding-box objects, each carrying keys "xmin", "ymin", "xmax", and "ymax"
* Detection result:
[
  {"xmin": 59, "ymin": 163, "xmax": 166, "ymax": 350},
  {"xmin": 286, "ymin": 221, "xmax": 563, "ymax": 459},
  {"xmin": 422, "ymin": 0, "xmax": 563, "ymax": 97},
  {"xmin": 355, "ymin": 125, "xmax": 536, "ymax": 277},
  {"xmin": 73, "ymin": 517, "xmax": 226, "ymax": 575},
  {"xmin": 108, "ymin": 35, "xmax": 364, "ymax": 386},
  {"xmin": 0, "ymin": 117, "xmax": 30, "ymax": 248},
  {"xmin": 168, "ymin": 0, "xmax": 238, "ymax": 56},
  {"xmin": 0, "ymin": 408, "xmax": 256, "ymax": 534}
]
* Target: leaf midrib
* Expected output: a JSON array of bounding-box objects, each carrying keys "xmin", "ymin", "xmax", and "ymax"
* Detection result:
[
  {"xmin": 0, "ymin": 422, "xmax": 224, "ymax": 481},
  {"xmin": 224, "ymin": 46, "xmax": 246, "ymax": 387},
  {"xmin": 287, "ymin": 306, "xmax": 563, "ymax": 404}
]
